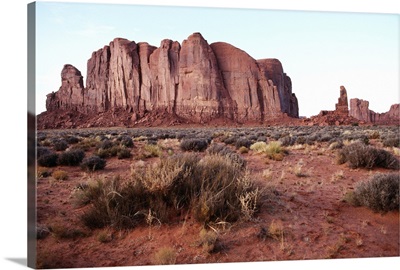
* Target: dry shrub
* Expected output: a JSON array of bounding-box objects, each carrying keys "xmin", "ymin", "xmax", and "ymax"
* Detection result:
[
  {"xmin": 192, "ymin": 154, "xmax": 261, "ymax": 223},
  {"xmin": 206, "ymin": 143, "xmax": 246, "ymax": 168},
  {"xmin": 37, "ymin": 167, "xmax": 51, "ymax": 178},
  {"xmin": 153, "ymin": 247, "xmax": 176, "ymax": 265},
  {"xmin": 198, "ymin": 228, "xmax": 218, "ymax": 253},
  {"xmin": 77, "ymin": 151, "xmax": 262, "ymax": 229},
  {"xmin": 141, "ymin": 144, "xmax": 163, "ymax": 158},
  {"xmin": 351, "ymin": 173, "xmax": 399, "ymax": 212},
  {"xmin": 238, "ymin": 146, "xmax": 249, "ymax": 154},
  {"xmin": 79, "ymin": 176, "xmax": 147, "ymax": 229},
  {"xmin": 180, "ymin": 138, "xmax": 209, "ymax": 152},
  {"xmin": 338, "ymin": 142, "xmax": 399, "ymax": 169},
  {"xmin": 250, "ymin": 141, "xmax": 268, "ymax": 153},
  {"xmin": 48, "ymin": 222, "xmax": 87, "ymax": 239},
  {"xmin": 383, "ymin": 136, "xmax": 400, "ymax": 148},
  {"xmin": 52, "ymin": 170, "xmax": 68, "ymax": 180},
  {"xmin": 250, "ymin": 141, "xmax": 286, "ymax": 161},
  {"xmin": 117, "ymin": 147, "xmax": 132, "ymax": 159},
  {"xmin": 37, "ymin": 152, "xmax": 59, "ymax": 167},
  {"xmin": 80, "ymin": 156, "xmax": 106, "ymax": 171},
  {"xmin": 58, "ymin": 149, "xmax": 85, "ymax": 166},
  {"xmin": 52, "ymin": 139, "xmax": 68, "ymax": 151},
  {"xmin": 268, "ymin": 219, "xmax": 285, "ymax": 240},
  {"xmin": 235, "ymin": 137, "xmax": 252, "ymax": 149}
]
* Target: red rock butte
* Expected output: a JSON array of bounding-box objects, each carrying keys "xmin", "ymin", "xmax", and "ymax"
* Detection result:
[
  {"xmin": 302, "ymin": 85, "xmax": 399, "ymax": 126},
  {"xmin": 39, "ymin": 32, "xmax": 299, "ymax": 128}
]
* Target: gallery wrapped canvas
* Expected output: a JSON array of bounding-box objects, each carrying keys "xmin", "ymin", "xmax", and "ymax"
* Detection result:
[{"xmin": 26, "ymin": 1, "xmax": 399, "ymax": 269}]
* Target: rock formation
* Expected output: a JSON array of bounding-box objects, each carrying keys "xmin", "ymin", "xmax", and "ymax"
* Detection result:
[
  {"xmin": 39, "ymin": 32, "xmax": 299, "ymax": 128},
  {"xmin": 303, "ymin": 86, "xmax": 358, "ymax": 126},
  {"xmin": 335, "ymin": 86, "xmax": 349, "ymax": 116},
  {"xmin": 350, "ymin": 98, "xmax": 400, "ymax": 124},
  {"xmin": 303, "ymin": 85, "xmax": 399, "ymax": 126},
  {"xmin": 46, "ymin": 64, "xmax": 85, "ymax": 112}
]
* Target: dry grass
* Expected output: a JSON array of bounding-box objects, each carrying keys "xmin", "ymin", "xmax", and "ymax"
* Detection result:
[
  {"xmin": 197, "ymin": 228, "xmax": 218, "ymax": 253},
  {"xmin": 52, "ymin": 170, "xmax": 68, "ymax": 180},
  {"xmin": 153, "ymin": 247, "xmax": 177, "ymax": 265},
  {"xmin": 331, "ymin": 170, "xmax": 344, "ymax": 183},
  {"xmin": 268, "ymin": 219, "xmax": 285, "ymax": 241},
  {"xmin": 250, "ymin": 141, "xmax": 286, "ymax": 161},
  {"xmin": 76, "ymin": 151, "xmax": 263, "ymax": 229}
]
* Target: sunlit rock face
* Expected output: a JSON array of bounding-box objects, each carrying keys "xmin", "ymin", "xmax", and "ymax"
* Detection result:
[{"xmin": 45, "ymin": 32, "xmax": 299, "ymax": 125}]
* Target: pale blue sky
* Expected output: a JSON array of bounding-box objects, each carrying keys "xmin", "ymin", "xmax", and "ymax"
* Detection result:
[{"xmin": 35, "ymin": 0, "xmax": 399, "ymax": 117}]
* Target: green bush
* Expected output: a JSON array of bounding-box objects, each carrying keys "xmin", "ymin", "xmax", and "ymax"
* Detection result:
[{"xmin": 351, "ymin": 173, "xmax": 399, "ymax": 212}]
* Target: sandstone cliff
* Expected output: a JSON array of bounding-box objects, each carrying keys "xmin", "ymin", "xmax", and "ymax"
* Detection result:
[
  {"xmin": 41, "ymin": 32, "xmax": 299, "ymax": 128},
  {"xmin": 349, "ymin": 98, "xmax": 400, "ymax": 125}
]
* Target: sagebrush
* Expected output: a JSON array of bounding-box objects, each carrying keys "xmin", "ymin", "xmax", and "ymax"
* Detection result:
[
  {"xmin": 351, "ymin": 173, "xmax": 399, "ymax": 212},
  {"xmin": 76, "ymin": 151, "xmax": 262, "ymax": 229}
]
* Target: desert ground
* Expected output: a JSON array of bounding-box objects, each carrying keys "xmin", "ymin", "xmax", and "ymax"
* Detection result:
[{"xmin": 33, "ymin": 125, "xmax": 399, "ymax": 268}]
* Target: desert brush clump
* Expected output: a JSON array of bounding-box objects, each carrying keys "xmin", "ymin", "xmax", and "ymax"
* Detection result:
[
  {"xmin": 80, "ymin": 155, "xmax": 106, "ymax": 171},
  {"xmin": 117, "ymin": 135, "xmax": 134, "ymax": 148},
  {"xmin": 79, "ymin": 176, "xmax": 147, "ymax": 229},
  {"xmin": 279, "ymin": 136, "xmax": 296, "ymax": 147},
  {"xmin": 47, "ymin": 221, "xmax": 88, "ymax": 239},
  {"xmin": 349, "ymin": 173, "xmax": 399, "ymax": 212},
  {"xmin": 206, "ymin": 143, "xmax": 246, "ymax": 168},
  {"xmin": 52, "ymin": 139, "xmax": 69, "ymax": 151},
  {"xmin": 117, "ymin": 147, "xmax": 132, "ymax": 159},
  {"xmin": 250, "ymin": 141, "xmax": 286, "ymax": 161},
  {"xmin": 235, "ymin": 137, "xmax": 253, "ymax": 149},
  {"xmin": 180, "ymin": 138, "xmax": 209, "ymax": 152},
  {"xmin": 153, "ymin": 247, "xmax": 177, "ymax": 265},
  {"xmin": 76, "ymin": 152, "xmax": 262, "ymax": 230},
  {"xmin": 37, "ymin": 152, "xmax": 59, "ymax": 167},
  {"xmin": 382, "ymin": 136, "xmax": 400, "ymax": 148},
  {"xmin": 197, "ymin": 228, "xmax": 219, "ymax": 253},
  {"xmin": 141, "ymin": 143, "xmax": 163, "ymax": 158},
  {"xmin": 337, "ymin": 142, "xmax": 399, "ymax": 169},
  {"xmin": 57, "ymin": 149, "xmax": 85, "ymax": 166},
  {"xmin": 96, "ymin": 144, "xmax": 131, "ymax": 159},
  {"xmin": 52, "ymin": 170, "xmax": 68, "ymax": 180},
  {"xmin": 70, "ymin": 137, "xmax": 100, "ymax": 151}
]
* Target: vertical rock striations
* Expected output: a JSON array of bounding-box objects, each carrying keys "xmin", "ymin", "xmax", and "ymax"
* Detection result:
[
  {"xmin": 46, "ymin": 64, "xmax": 85, "ymax": 112},
  {"xmin": 44, "ymin": 32, "xmax": 299, "ymax": 126},
  {"xmin": 350, "ymin": 98, "xmax": 400, "ymax": 124},
  {"xmin": 335, "ymin": 85, "xmax": 349, "ymax": 117}
]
